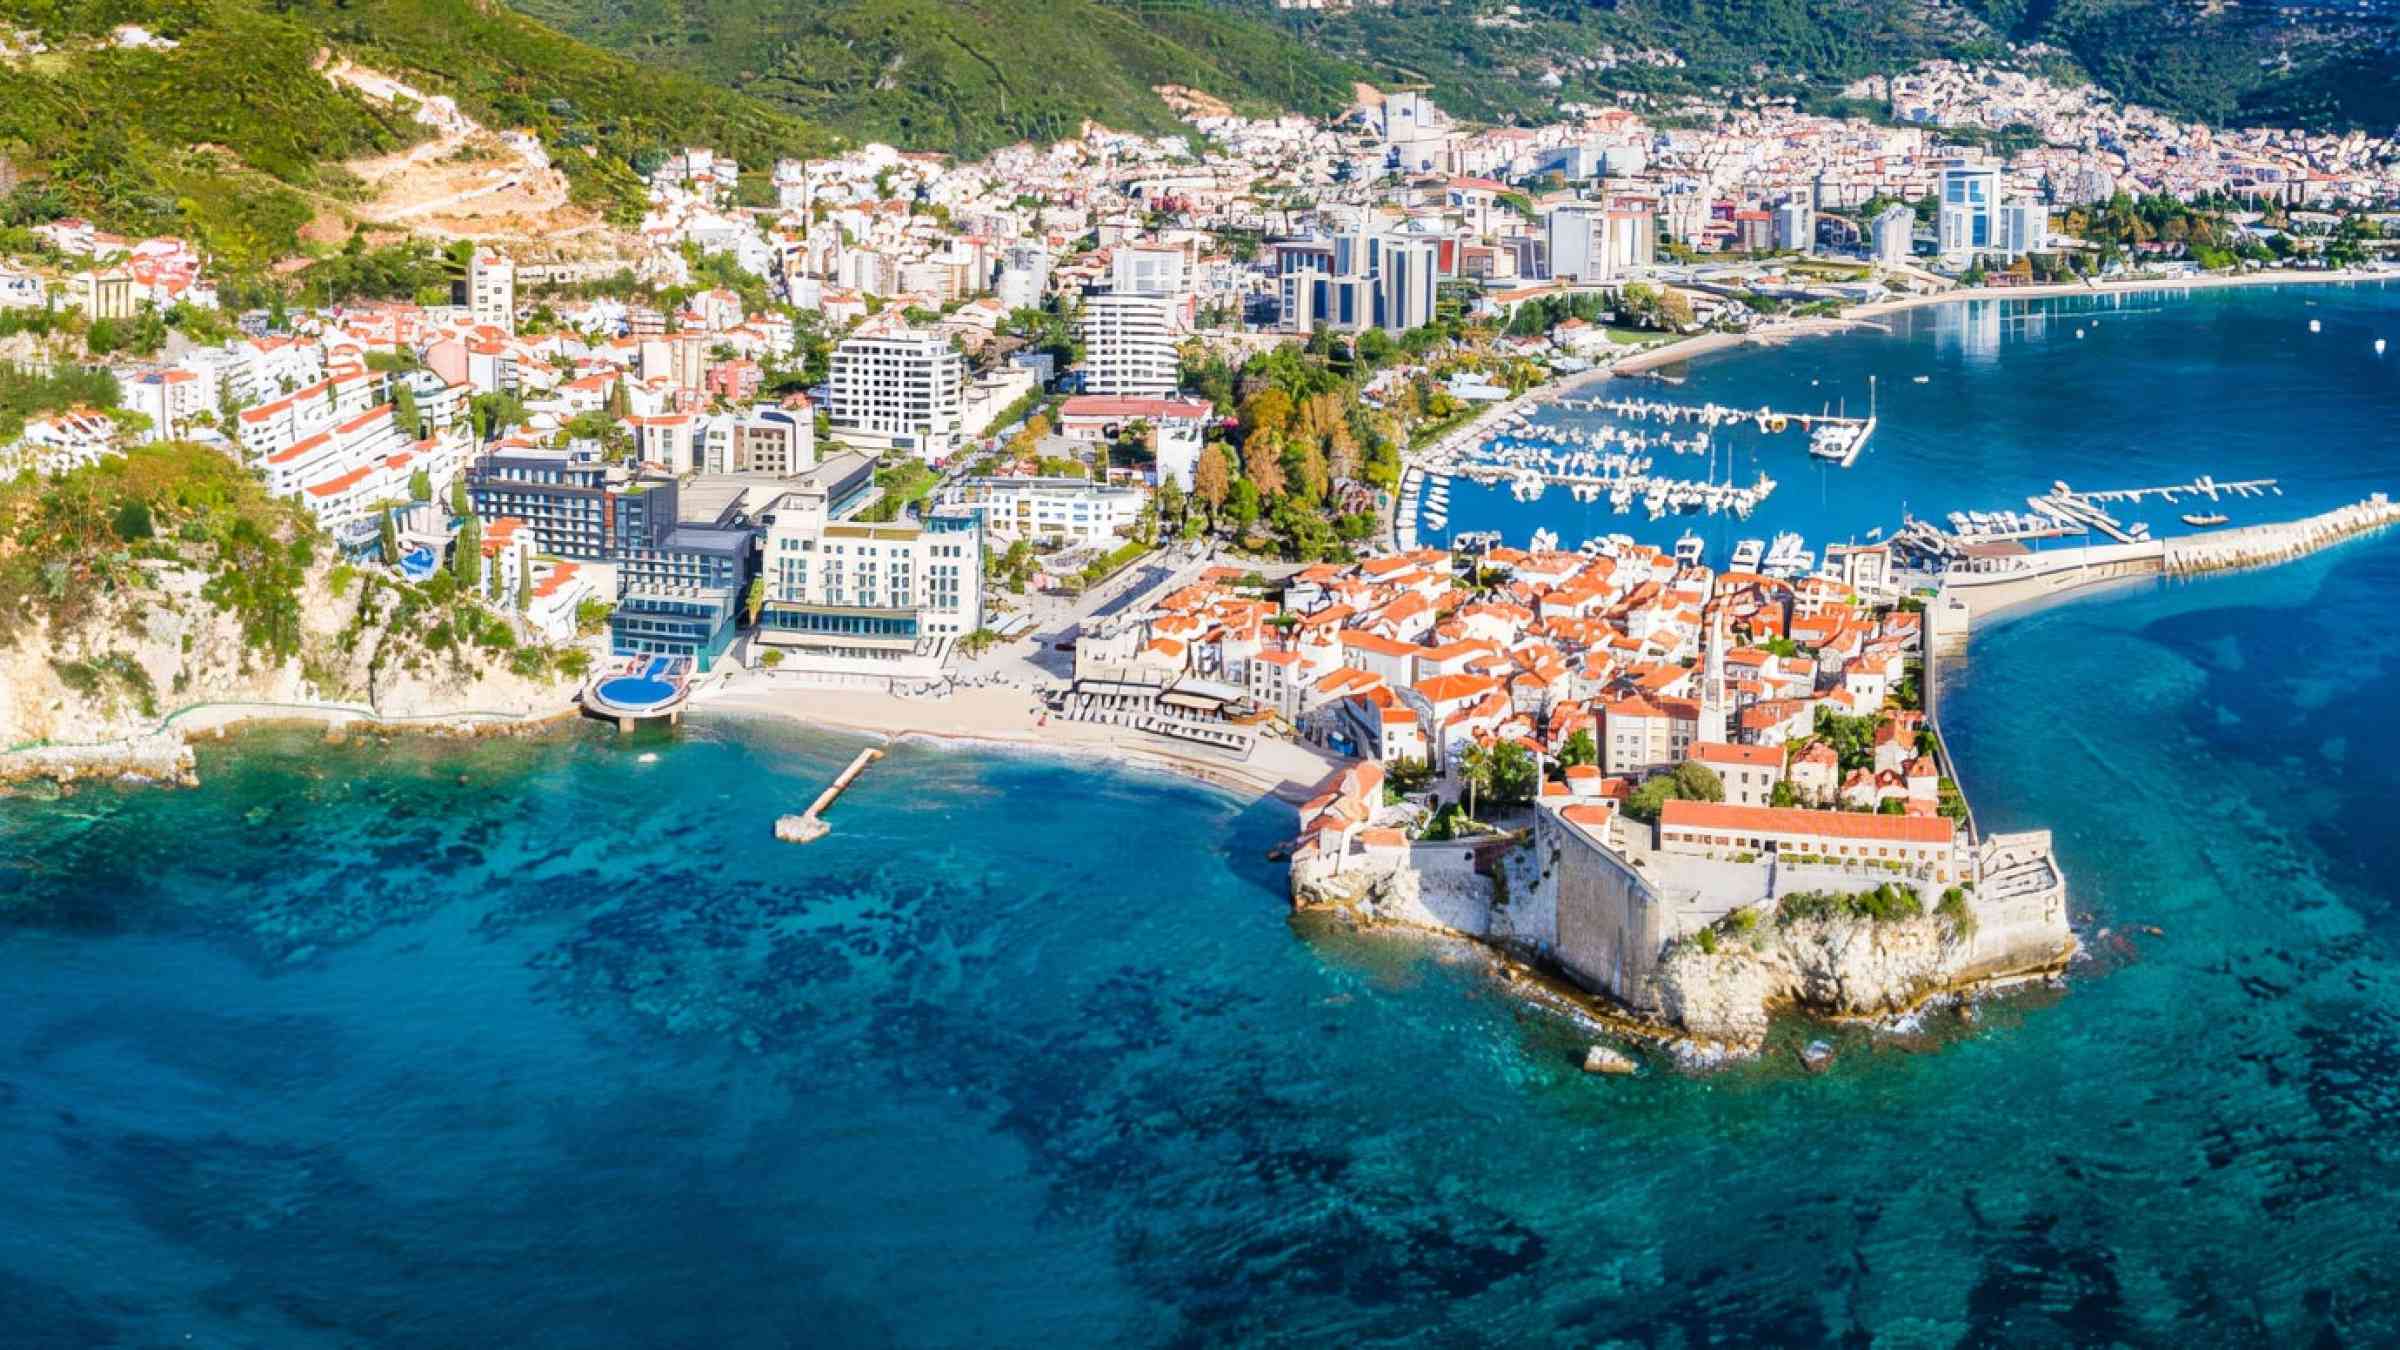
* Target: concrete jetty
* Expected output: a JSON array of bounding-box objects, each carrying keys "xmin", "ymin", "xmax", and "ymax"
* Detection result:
[{"xmin": 774, "ymin": 745, "xmax": 884, "ymax": 844}]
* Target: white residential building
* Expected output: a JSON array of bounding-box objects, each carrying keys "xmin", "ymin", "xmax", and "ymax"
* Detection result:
[
  {"xmin": 1080, "ymin": 291, "xmax": 1179, "ymax": 398},
  {"xmin": 1936, "ymin": 160, "xmax": 2001, "ymax": 259},
  {"xmin": 1871, "ymin": 205, "xmax": 1917, "ymax": 264},
  {"xmin": 468, "ymin": 252, "xmax": 515, "ymax": 333},
  {"xmin": 1110, "ymin": 244, "xmax": 1186, "ymax": 296},
  {"xmin": 827, "ymin": 329, "xmax": 967, "ymax": 461},
  {"xmin": 1996, "ymin": 200, "xmax": 2049, "ymax": 258},
  {"xmin": 935, "ymin": 476, "xmax": 1145, "ymax": 545},
  {"xmin": 755, "ymin": 486, "xmax": 986, "ymax": 668},
  {"xmin": 699, "ymin": 405, "xmax": 815, "ymax": 476}
]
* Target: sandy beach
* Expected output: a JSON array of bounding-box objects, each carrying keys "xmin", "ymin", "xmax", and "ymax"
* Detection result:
[{"xmin": 688, "ymin": 678, "xmax": 1342, "ymax": 805}]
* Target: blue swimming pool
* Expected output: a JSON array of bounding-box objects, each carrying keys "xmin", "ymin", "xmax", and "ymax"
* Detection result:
[{"xmin": 591, "ymin": 675, "xmax": 679, "ymax": 713}]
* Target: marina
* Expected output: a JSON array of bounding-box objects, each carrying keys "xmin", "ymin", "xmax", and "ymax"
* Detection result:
[{"xmin": 1545, "ymin": 393, "xmax": 1879, "ymax": 469}]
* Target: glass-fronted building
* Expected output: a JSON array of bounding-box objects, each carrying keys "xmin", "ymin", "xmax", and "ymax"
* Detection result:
[{"xmin": 608, "ymin": 589, "xmax": 740, "ymax": 671}]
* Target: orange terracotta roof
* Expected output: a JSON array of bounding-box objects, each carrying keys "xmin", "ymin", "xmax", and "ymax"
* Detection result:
[{"xmin": 1659, "ymin": 800, "xmax": 1952, "ymax": 843}]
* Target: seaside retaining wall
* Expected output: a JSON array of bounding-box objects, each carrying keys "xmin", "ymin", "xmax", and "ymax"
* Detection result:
[{"xmin": 1550, "ymin": 817, "xmax": 1678, "ymax": 1015}]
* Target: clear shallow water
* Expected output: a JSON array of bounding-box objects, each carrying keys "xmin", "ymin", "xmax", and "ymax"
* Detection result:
[
  {"xmin": 1434, "ymin": 281, "xmax": 2400, "ymax": 561},
  {"xmin": 10, "ymin": 293, "xmax": 2400, "ymax": 1344}
]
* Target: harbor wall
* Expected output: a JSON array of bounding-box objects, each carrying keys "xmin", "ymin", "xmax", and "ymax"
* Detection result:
[{"xmin": 1938, "ymin": 539, "xmax": 2163, "ymax": 622}]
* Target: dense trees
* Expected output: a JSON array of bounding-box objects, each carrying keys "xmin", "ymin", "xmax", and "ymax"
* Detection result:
[{"xmin": 1624, "ymin": 761, "xmax": 1726, "ymax": 823}]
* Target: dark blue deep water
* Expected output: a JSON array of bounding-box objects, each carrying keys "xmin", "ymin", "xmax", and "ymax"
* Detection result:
[{"xmin": 9, "ymin": 286, "xmax": 2400, "ymax": 1345}]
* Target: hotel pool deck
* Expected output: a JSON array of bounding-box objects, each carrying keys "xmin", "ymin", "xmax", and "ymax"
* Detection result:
[{"xmin": 583, "ymin": 656, "xmax": 694, "ymax": 720}]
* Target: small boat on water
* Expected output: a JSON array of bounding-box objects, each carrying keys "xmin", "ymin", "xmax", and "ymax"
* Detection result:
[
  {"xmin": 2310, "ymin": 319, "xmax": 2322, "ymax": 333},
  {"xmin": 2181, "ymin": 512, "xmax": 2229, "ymax": 528},
  {"xmin": 1731, "ymin": 538, "xmax": 1766, "ymax": 570},
  {"xmin": 1912, "ymin": 375, "xmax": 1930, "ymax": 384},
  {"xmin": 1673, "ymin": 530, "xmax": 1705, "ymax": 566}
]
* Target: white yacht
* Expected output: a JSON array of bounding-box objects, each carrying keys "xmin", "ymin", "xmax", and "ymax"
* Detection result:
[{"xmin": 1730, "ymin": 538, "xmax": 1766, "ymax": 571}]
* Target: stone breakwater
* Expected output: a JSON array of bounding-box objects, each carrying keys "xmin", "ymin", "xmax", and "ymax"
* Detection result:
[{"xmin": 2164, "ymin": 494, "xmax": 2400, "ymax": 576}]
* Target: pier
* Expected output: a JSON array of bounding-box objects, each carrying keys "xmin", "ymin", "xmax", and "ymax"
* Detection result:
[
  {"xmin": 2075, "ymin": 474, "xmax": 2280, "ymax": 508},
  {"xmin": 775, "ymin": 745, "xmax": 884, "ymax": 844}
]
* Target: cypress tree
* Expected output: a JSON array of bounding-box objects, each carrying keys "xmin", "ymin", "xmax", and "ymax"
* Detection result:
[{"xmin": 452, "ymin": 514, "xmax": 481, "ymax": 591}]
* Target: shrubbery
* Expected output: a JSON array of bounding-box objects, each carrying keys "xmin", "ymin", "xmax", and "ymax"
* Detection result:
[{"xmin": 1777, "ymin": 883, "xmax": 1925, "ymax": 927}]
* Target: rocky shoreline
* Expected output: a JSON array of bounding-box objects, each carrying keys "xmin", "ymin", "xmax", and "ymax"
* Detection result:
[
  {"xmin": 1291, "ymin": 828, "xmax": 2077, "ymax": 1069},
  {"xmin": 0, "ymin": 702, "xmax": 584, "ymax": 794},
  {"xmin": 1296, "ymin": 882, "xmax": 2076, "ymax": 1072}
]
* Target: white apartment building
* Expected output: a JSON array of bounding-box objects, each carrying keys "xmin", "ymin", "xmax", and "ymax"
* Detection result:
[
  {"xmin": 1996, "ymin": 201, "xmax": 2049, "ymax": 258},
  {"xmin": 755, "ymin": 486, "xmax": 986, "ymax": 670},
  {"xmin": 1546, "ymin": 205, "xmax": 1652, "ymax": 283},
  {"xmin": 1110, "ymin": 244, "xmax": 1186, "ymax": 296},
  {"xmin": 468, "ymin": 252, "xmax": 515, "ymax": 333},
  {"xmin": 235, "ymin": 370, "xmax": 387, "ymax": 462},
  {"xmin": 1080, "ymin": 291, "xmax": 1179, "ymax": 398},
  {"xmin": 935, "ymin": 476, "xmax": 1144, "ymax": 545},
  {"xmin": 1936, "ymin": 161, "xmax": 2001, "ymax": 259},
  {"xmin": 1871, "ymin": 205, "xmax": 1917, "ymax": 264},
  {"xmin": 699, "ymin": 405, "xmax": 815, "ymax": 476},
  {"xmin": 1773, "ymin": 201, "xmax": 1817, "ymax": 254},
  {"xmin": 994, "ymin": 245, "xmax": 1052, "ymax": 312},
  {"xmin": 827, "ymin": 329, "xmax": 967, "ymax": 461},
  {"xmin": 121, "ymin": 368, "xmax": 207, "ymax": 442}
]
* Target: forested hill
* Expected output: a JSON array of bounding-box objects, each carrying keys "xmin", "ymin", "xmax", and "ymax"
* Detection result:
[
  {"xmin": 1261, "ymin": 0, "xmax": 2398, "ymax": 131},
  {"xmin": 0, "ymin": 0, "xmax": 832, "ymax": 270},
  {"xmin": 504, "ymin": 0, "xmax": 1370, "ymax": 154},
  {"xmin": 515, "ymin": 0, "xmax": 2399, "ymax": 148}
]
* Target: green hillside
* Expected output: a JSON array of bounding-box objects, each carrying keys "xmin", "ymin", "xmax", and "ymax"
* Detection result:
[
  {"xmin": 0, "ymin": 0, "xmax": 832, "ymax": 272},
  {"xmin": 1967, "ymin": 0, "xmax": 2400, "ymax": 128},
  {"xmin": 509, "ymin": 0, "xmax": 1369, "ymax": 154},
  {"xmin": 1260, "ymin": 0, "xmax": 2397, "ymax": 133}
]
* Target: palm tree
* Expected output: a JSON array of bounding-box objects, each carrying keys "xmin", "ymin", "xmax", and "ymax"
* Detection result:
[{"xmin": 1458, "ymin": 742, "xmax": 1496, "ymax": 822}]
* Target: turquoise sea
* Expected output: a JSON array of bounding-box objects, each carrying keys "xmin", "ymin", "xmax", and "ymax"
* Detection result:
[{"xmin": 8, "ymin": 285, "xmax": 2400, "ymax": 1344}]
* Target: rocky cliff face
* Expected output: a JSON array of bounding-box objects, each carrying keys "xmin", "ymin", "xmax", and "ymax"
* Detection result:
[
  {"xmin": 1652, "ymin": 913, "xmax": 2074, "ymax": 1050},
  {"xmin": 0, "ymin": 557, "xmax": 577, "ymax": 779},
  {"xmin": 1289, "ymin": 854, "xmax": 1424, "ymax": 924}
]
